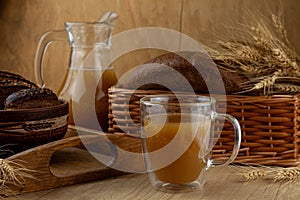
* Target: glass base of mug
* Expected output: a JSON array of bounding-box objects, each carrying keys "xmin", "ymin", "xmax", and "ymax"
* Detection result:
[{"xmin": 153, "ymin": 180, "xmax": 202, "ymax": 193}]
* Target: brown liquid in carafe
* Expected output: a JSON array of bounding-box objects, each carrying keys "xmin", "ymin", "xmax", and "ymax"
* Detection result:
[{"xmin": 59, "ymin": 67, "xmax": 117, "ymax": 132}]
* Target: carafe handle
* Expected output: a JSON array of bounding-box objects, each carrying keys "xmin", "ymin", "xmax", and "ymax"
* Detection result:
[{"xmin": 34, "ymin": 30, "xmax": 68, "ymax": 87}]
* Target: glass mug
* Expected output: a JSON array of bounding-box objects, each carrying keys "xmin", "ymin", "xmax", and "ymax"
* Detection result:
[{"xmin": 140, "ymin": 94, "xmax": 241, "ymax": 192}]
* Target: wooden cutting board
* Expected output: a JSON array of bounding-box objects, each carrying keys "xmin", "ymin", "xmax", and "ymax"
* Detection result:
[{"xmin": 5, "ymin": 127, "xmax": 142, "ymax": 195}]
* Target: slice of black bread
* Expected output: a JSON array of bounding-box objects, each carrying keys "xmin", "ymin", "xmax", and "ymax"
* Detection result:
[
  {"xmin": 4, "ymin": 87, "xmax": 61, "ymax": 110},
  {"xmin": 0, "ymin": 71, "xmax": 37, "ymax": 109}
]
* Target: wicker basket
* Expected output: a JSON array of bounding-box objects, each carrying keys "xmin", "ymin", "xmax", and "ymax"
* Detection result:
[{"xmin": 108, "ymin": 87, "xmax": 300, "ymax": 167}]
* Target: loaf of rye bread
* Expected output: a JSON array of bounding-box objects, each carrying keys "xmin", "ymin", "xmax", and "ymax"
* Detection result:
[
  {"xmin": 0, "ymin": 71, "xmax": 37, "ymax": 109},
  {"xmin": 116, "ymin": 51, "xmax": 248, "ymax": 94},
  {"xmin": 4, "ymin": 87, "xmax": 61, "ymax": 110}
]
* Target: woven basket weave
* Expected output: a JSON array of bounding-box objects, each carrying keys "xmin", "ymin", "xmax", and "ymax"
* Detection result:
[{"xmin": 108, "ymin": 87, "xmax": 300, "ymax": 167}]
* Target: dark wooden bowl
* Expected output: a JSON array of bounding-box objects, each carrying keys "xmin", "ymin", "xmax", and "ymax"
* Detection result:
[{"xmin": 0, "ymin": 99, "xmax": 68, "ymax": 158}]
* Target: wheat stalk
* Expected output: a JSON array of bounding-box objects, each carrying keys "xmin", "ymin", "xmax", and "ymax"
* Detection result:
[
  {"xmin": 236, "ymin": 165, "xmax": 300, "ymax": 183},
  {"xmin": 271, "ymin": 167, "xmax": 300, "ymax": 182},
  {"xmin": 206, "ymin": 11, "xmax": 300, "ymax": 95},
  {"xmin": 0, "ymin": 159, "xmax": 35, "ymax": 197}
]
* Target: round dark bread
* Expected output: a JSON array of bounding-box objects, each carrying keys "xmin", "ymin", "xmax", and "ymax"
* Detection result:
[
  {"xmin": 4, "ymin": 87, "xmax": 61, "ymax": 110},
  {"xmin": 0, "ymin": 71, "xmax": 37, "ymax": 109},
  {"xmin": 116, "ymin": 51, "xmax": 248, "ymax": 94}
]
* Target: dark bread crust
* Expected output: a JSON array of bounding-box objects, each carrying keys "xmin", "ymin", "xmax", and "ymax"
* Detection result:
[
  {"xmin": 117, "ymin": 51, "xmax": 248, "ymax": 94},
  {"xmin": 4, "ymin": 87, "xmax": 61, "ymax": 110},
  {"xmin": 0, "ymin": 71, "xmax": 37, "ymax": 109},
  {"xmin": 0, "ymin": 71, "xmax": 37, "ymax": 87},
  {"xmin": 0, "ymin": 70, "xmax": 28, "ymax": 79}
]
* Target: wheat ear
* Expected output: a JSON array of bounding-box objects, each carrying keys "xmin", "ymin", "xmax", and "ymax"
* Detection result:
[
  {"xmin": 0, "ymin": 159, "xmax": 35, "ymax": 197},
  {"xmin": 237, "ymin": 165, "xmax": 300, "ymax": 183},
  {"xmin": 271, "ymin": 166, "xmax": 300, "ymax": 182}
]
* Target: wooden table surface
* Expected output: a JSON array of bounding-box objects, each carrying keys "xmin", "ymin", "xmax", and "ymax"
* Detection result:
[{"xmin": 17, "ymin": 165, "xmax": 300, "ymax": 200}]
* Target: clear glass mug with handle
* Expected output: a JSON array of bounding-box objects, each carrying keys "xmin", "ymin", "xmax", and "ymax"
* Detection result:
[{"xmin": 140, "ymin": 94, "xmax": 241, "ymax": 192}]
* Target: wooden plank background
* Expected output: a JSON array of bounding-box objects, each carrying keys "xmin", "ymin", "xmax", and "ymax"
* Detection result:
[{"xmin": 0, "ymin": 0, "xmax": 299, "ymax": 92}]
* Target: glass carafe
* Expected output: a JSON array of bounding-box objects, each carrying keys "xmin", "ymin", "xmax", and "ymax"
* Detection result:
[{"xmin": 34, "ymin": 11, "xmax": 118, "ymax": 132}]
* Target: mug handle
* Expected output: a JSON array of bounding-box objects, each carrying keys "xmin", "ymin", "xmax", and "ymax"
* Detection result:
[
  {"xmin": 207, "ymin": 113, "xmax": 241, "ymax": 168},
  {"xmin": 34, "ymin": 30, "xmax": 68, "ymax": 87}
]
